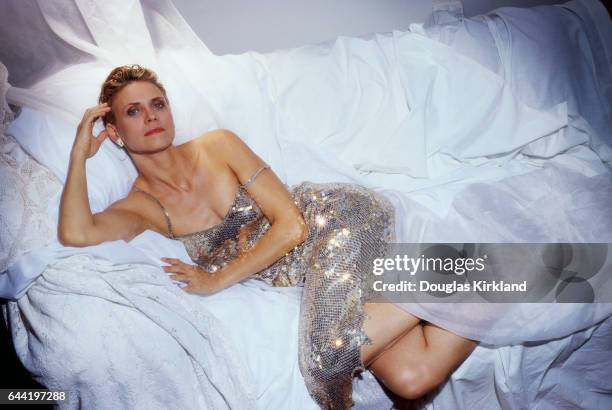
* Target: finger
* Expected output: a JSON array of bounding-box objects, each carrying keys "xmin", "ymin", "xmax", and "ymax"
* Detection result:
[
  {"xmin": 169, "ymin": 274, "xmax": 188, "ymax": 282},
  {"xmin": 168, "ymin": 272, "xmax": 187, "ymax": 278},
  {"xmin": 84, "ymin": 103, "xmax": 109, "ymax": 113},
  {"xmin": 83, "ymin": 107, "xmax": 112, "ymax": 125},
  {"xmin": 83, "ymin": 114, "xmax": 111, "ymax": 133},
  {"xmin": 163, "ymin": 265, "xmax": 185, "ymax": 274},
  {"xmin": 90, "ymin": 107, "xmax": 112, "ymax": 119},
  {"xmin": 182, "ymin": 284, "xmax": 197, "ymax": 293},
  {"xmin": 94, "ymin": 129, "xmax": 109, "ymax": 142},
  {"xmin": 84, "ymin": 105, "xmax": 111, "ymax": 118},
  {"xmin": 161, "ymin": 257, "xmax": 182, "ymax": 265}
]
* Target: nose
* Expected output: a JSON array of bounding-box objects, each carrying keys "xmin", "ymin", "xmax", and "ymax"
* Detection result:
[{"xmin": 145, "ymin": 107, "xmax": 157, "ymax": 122}]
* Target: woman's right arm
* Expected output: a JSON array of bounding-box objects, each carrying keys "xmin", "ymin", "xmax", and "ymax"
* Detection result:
[{"xmin": 58, "ymin": 103, "xmax": 147, "ymax": 247}]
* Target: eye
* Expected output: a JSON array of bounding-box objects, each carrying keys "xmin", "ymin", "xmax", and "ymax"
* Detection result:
[
  {"xmin": 127, "ymin": 107, "xmax": 139, "ymax": 116},
  {"xmin": 154, "ymin": 100, "xmax": 166, "ymax": 110}
]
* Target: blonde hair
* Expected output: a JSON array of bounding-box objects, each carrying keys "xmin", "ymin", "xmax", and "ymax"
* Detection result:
[{"xmin": 98, "ymin": 64, "xmax": 168, "ymax": 125}]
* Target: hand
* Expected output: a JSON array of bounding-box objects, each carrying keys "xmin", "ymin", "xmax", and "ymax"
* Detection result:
[
  {"xmin": 161, "ymin": 257, "xmax": 226, "ymax": 295},
  {"xmin": 71, "ymin": 103, "xmax": 112, "ymax": 160}
]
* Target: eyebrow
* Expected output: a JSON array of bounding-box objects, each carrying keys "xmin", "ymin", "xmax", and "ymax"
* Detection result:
[{"xmin": 123, "ymin": 96, "xmax": 165, "ymax": 109}]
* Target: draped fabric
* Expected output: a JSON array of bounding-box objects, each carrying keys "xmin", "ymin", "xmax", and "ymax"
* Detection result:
[{"xmin": 1, "ymin": 0, "xmax": 611, "ymax": 345}]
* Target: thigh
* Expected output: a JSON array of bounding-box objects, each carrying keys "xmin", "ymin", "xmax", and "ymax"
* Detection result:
[
  {"xmin": 370, "ymin": 323, "xmax": 477, "ymax": 391},
  {"xmin": 361, "ymin": 302, "xmax": 421, "ymax": 366}
]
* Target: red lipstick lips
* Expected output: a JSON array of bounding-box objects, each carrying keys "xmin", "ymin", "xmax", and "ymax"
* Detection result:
[{"xmin": 145, "ymin": 127, "xmax": 164, "ymax": 136}]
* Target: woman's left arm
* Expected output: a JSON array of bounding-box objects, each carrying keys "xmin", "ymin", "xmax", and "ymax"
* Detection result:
[{"xmin": 164, "ymin": 129, "xmax": 308, "ymax": 294}]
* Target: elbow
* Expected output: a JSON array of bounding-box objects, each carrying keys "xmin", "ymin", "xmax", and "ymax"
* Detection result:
[
  {"xmin": 292, "ymin": 215, "xmax": 309, "ymax": 246},
  {"xmin": 274, "ymin": 213, "xmax": 309, "ymax": 250},
  {"xmin": 57, "ymin": 229, "xmax": 88, "ymax": 248}
]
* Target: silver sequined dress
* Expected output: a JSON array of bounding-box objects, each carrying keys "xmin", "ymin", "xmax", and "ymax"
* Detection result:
[{"xmin": 137, "ymin": 164, "xmax": 396, "ymax": 409}]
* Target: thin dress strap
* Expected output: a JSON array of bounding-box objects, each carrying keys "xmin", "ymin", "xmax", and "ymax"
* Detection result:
[
  {"xmin": 134, "ymin": 187, "xmax": 175, "ymax": 239},
  {"xmin": 242, "ymin": 164, "xmax": 270, "ymax": 188},
  {"xmin": 133, "ymin": 164, "xmax": 269, "ymax": 238}
]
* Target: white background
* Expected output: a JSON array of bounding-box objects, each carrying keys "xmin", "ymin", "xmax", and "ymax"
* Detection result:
[{"xmin": 172, "ymin": 0, "xmax": 561, "ymax": 54}]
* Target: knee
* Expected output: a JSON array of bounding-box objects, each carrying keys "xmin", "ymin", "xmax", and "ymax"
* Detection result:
[{"xmin": 381, "ymin": 363, "xmax": 439, "ymax": 400}]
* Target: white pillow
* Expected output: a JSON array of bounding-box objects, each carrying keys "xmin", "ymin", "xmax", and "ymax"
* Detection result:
[
  {"xmin": 6, "ymin": 50, "xmax": 283, "ymax": 212},
  {"xmin": 8, "ymin": 106, "xmax": 138, "ymax": 213}
]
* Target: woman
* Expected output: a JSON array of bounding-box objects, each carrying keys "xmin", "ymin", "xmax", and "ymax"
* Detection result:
[{"xmin": 58, "ymin": 64, "xmax": 477, "ymax": 409}]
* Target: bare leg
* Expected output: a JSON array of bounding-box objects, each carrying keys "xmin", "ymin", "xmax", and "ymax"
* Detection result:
[
  {"xmin": 361, "ymin": 302, "xmax": 421, "ymax": 366},
  {"xmin": 369, "ymin": 322, "xmax": 477, "ymax": 399}
]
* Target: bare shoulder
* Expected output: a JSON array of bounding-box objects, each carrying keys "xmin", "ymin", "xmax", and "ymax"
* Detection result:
[
  {"xmin": 180, "ymin": 128, "xmax": 238, "ymax": 153},
  {"xmin": 205, "ymin": 128, "xmax": 260, "ymax": 162},
  {"xmin": 200, "ymin": 128, "xmax": 246, "ymax": 156},
  {"xmin": 182, "ymin": 128, "xmax": 257, "ymax": 171}
]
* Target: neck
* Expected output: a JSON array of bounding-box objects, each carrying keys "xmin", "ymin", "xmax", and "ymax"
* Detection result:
[{"xmin": 131, "ymin": 146, "xmax": 196, "ymax": 194}]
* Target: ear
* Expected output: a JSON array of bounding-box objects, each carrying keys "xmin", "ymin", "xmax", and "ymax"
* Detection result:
[{"xmin": 105, "ymin": 123, "xmax": 121, "ymax": 143}]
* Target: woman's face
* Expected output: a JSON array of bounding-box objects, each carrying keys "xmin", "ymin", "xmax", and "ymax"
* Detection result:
[{"xmin": 109, "ymin": 80, "xmax": 175, "ymax": 154}]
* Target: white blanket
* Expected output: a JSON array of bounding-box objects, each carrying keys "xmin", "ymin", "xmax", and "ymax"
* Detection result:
[
  {"xmin": 5, "ymin": 230, "xmax": 611, "ymax": 409},
  {"xmin": 2, "ymin": 0, "xmax": 612, "ymax": 408},
  {"xmin": 4, "ymin": 239, "xmax": 317, "ymax": 409}
]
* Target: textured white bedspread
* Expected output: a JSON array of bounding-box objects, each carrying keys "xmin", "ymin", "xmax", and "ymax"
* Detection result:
[{"xmin": 2, "ymin": 0, "xmax": 611, "ymax": 408}]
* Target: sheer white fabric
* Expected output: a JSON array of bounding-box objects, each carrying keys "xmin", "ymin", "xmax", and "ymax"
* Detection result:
[
  {"xmin": 1, "ymin": 0, "xmax": 612, "ymax": 408},
  {"xmin": 0, "ymin": 0, "xmax": 210, "ymax": 88},
  {"xmin": 1, "ymin": 0, "xmax": 611, "ymax": 344},
  {"xmin": 390, "ymin": 0, "xmax": 612, "ymax": 344}
]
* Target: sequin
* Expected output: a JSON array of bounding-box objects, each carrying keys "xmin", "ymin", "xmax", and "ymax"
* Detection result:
[{"xmin": 140, "ymin": 165, "xmax": 396, "ymax": 409}]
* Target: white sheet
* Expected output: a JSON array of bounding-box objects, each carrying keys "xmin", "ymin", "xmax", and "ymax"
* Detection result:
[
  {"xmin": 418, "ymin": 316, "xmax": 612, "ymax": 409},
  {"xmin": 2, "ymin": 0, "xmax": 612, "ymax": 408},
  {"xmin": 5, "ymin": 229, "xmax": 611, "ymax": 409},
  {"xmin": 376, "ymin": 0, "xmax": 612, "ymax": 344},
  {"xmin": 3, "ymin": 231, "xmax": 318, "ymax": 409},
  {"xmin": 397, "ymin": 1, "xmax": 612, "ymax": 407},
  {"xmin": 266, "ymin": 30, "xmax": 568, "ymax": 179},
  {"xmin": 1, "ymin": 0, "xmax": 582, "ymax": 296}
]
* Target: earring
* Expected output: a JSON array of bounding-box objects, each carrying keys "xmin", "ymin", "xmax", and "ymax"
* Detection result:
[{"xmin": 117, "ymin": 138, "xmax": 124, "ymax": 147}]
